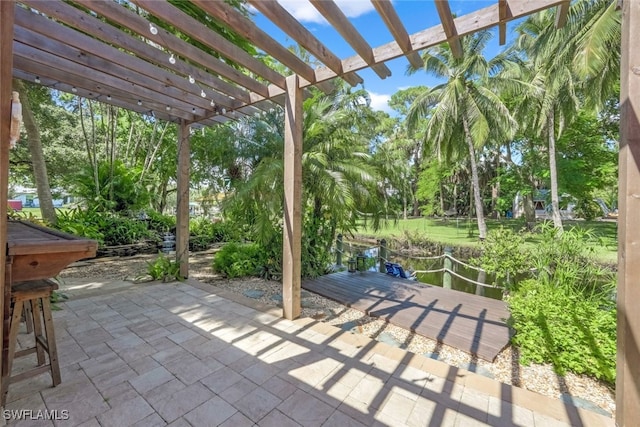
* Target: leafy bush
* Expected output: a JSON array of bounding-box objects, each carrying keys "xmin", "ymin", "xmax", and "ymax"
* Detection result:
[
  {"xmin": 476, "ymin": 227, "xmax": 530, "ymax": 291},
  {"xmin": 101, "ymin": 215, "xmax": 152, "ymax": 246},
  {"xmin": 143, "ymin": 210, "xmax": 176, "ymax": 234},
  {"xmin": 147, "ymin": 253, "xmax": 183, "ymax": 282},
  {"xmin": 55, "ymin": 207, "xmax": 105, "ymax": 243},
  {"xmin": 188, "ymin": 217, "xmax": 237, "ymax": 251},
  {"xmin": 508, "ymin": 279, "xmax": 616, "ymax": 384},
  {"xmin": 212, "ymin": 243, "xmax": 265, "ymax": 278}
]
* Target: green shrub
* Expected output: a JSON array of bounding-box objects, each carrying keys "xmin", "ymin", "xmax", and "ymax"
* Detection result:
[
  {"xmin": 143, "ymin": 210, "xmax": 176, "ymax": 234},
  {"xmin": 101, "ymin": 215, "xmax": 152, "ymax": 246},
  {"xmin": 476, "ymin": 227, "xmax": 530, "ymax": 290},
  {"xmin": 189, "ymin": 217, "xmax": 235, "ymax": 251},
  {"xmin": 147, "ymin": 253, "xmax": 183, "ymax": 282},
  {"xmin": 212, "ymin": 242, "xmax": 265, "ymax": 278},
  {"xmin": 55, "ymin": 207, "xmax": 105, "ymax": 243},
  {"xmin": 508, "ymin": 279, "xmax": 616, "ymax": 384}
]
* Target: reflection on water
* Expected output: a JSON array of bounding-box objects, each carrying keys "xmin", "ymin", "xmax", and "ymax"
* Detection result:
[{"xmin": 354, "ymin": 245, "xmax": 504, "ymax": 301}]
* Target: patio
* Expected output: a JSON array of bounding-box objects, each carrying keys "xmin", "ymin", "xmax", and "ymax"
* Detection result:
[{"xmin": 4, "ymin": 278, "xmax": 613, "ymax": 426}]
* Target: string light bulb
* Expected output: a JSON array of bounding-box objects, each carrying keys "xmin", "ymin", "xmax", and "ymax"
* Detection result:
[
  {"xmin": 169, "ymin": 53, "xmax": 176, "ymax": 65},
  {"xmin": 137, "ymin": 100, "xmax": 142, "ymax": 106},
  {"xmin": 221, "ymin": 108, "xmax": 226, "ymax": 114},
  {"xmin": 192, "ymin": 108, "xmax": 196, "ymax": 114},
  {"xmin": 71, "ymin": 87, "xmax": 77, "ymax": 93},
  {"xmin": 149, "ymin": 23, "xmax": 158, "ymax": 35},
  {"xmin": 34, "ymin": 76, "xmax": 40, "ymax": 84},
  {"xmin": 107, "ymin": 95, "xmax": 112, "ymax": 101},
  {"xmin": 200, "ymin": 89, "xmax": 206, "ymax": 98},
  {"xmin": 188, "ymin": 75, "xmax": 195, "ymax": 84},
  {"xmin": 166, "ymin": 106, "xmax": 171, "ymax": 111},
  {"xmin": 210, "ymin": 100, "xmax": 215, "ymax": 107}
]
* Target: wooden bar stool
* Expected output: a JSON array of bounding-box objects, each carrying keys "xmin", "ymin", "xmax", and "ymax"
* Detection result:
[{"xmin": 1, "ymin": 279, "xmax": 61, "ymax": 405}]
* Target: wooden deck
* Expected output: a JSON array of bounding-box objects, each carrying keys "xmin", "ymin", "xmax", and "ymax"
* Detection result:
[{"xmin": 302, "ymin": 271, "xmax": 512, "ymax": 362}]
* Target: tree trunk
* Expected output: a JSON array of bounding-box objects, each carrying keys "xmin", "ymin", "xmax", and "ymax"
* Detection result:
[
  {"xmin": 523, "ymin": 192, "xmax": 536, "ymax": 230},
  {"xmin": 462, "ymin": 115, "xmax": 487, "ymax": 240},
  {"xmin": 491, "ymin": 149, "xmax": 500, "ymax": 219},
  {"xmin": 14, "ymin": 80, "xmax": 57, "ymax": 225},
  {"xmin": 547, "ymin": 111, "xmax": 563, "ymax": 231}
]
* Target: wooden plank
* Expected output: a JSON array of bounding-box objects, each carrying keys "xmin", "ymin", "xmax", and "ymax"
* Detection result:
[
  {"xmin": 554, "ymin": 0, "xmax": 570, "ymax": 28},
  {"xmin": 0, "ymin": 0, "xmax": 15, "ymax": 402},
  {"xmin": 499, "ymin": 0, "xmax": 507, "ymax": 45},
  {"xmin": 130, "ymin": 0, "xmax": 286, "ymax": 89},
  {"xmin": 434, "ymin": 0, "xmax": 464, "ymax": 58},
  {"xmin": 282, "ymin": 75, "xmax": 302, "ymax": 320},
  {"xmin": 302, "ymin": 271, "xmax": 512, "ymax": 361},
  {"xmin": 248, "ymin": 0, "xmax": 362, "ymax": 87},
  {"xmin": 314, "ymin": 0, "xmax": 565, "ymax": 85},
  {"xmin": 192, "ymin": 0, "xmax": 316, "ymax": 84},
  {"xmin": 309, "ymin": 0, "xmax": 392, "ymax": 79},
  {"xmin": 617, "ymin": 0, "xmax": 640, "ymax": 425},
  {"xmin": 371, "ymin": 0, "xmax": 423, "ymax": 69},
  {"xmin": 22, "ymin": 0, "xmax": 263, "ymax": 103},
  {"xmin": 176, "ymin": 121, "xmax": 190, "ymax": 279}
]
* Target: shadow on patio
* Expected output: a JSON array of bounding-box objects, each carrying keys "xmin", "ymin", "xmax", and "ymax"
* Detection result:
[{"xmin": 4, "ymin": 278, "xmax": 614, "ymax": 426}]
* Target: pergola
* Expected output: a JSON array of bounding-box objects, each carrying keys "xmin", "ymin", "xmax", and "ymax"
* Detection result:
[{"xmin": 0, "ymin": 0, "xmax": 637, "ymax": 424}]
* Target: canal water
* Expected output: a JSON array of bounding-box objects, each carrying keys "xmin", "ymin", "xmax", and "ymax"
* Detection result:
[{"xmin": 347, "ymin": 243, "xmax": 504, "ymax": 301}]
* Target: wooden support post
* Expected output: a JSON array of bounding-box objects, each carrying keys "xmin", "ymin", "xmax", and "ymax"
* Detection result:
[
  {"xmin": 282, "ymin": 74, "xmax": 302, "ymax": 320},
  {"xmin": 176, "ymin": 120, "xmax": 190, "ymax": 279},
  {"xmin": 443, "ymin": 247, "xmax": 452, "ymax": 289},
  {"xmin": 0, "ymin": 0, "xmax": 15, "ymax": 407},
  {"xmin": 617, "ymin": 1, "xmax": 640, "ymax": 425},
  {"xmin": 379, "ymin": 239, "xmax": 387, "ymax": 273},
  {"xmin": 336, "ymin": 234, "xmax": 343, "ymax": 267}
]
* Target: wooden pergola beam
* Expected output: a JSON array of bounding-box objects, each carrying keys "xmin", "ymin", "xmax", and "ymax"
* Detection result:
[
  {"xmin": 617, "ymin": 1, "xmax": 640, "ymax": 425},
  {"xmin": 0, "ymin": 0, "xmax": 15, "ymax": 402},
  {"xmin": 555, "ymin": 0, "xmax": 571, "ymax": 28},
  {"xmin": 24, "ymin": 0, "xmax": 267, "ymax": 103},
  {"xmin": 434, "ymin": 0, "xmax": 464, "ymax": 58},
  {"xmin": 371, "ymin": 0, "xmax": 423, "ymax": 69},
  {"xmin": 499, "ymin": 0, "xmax": 508, "ymax": 45},
  {"xmin": 247, "ymin": 0, "xmax": 363, "ymax": 87},
  {"xmin": 130, "ymin": 0, "xmax": 286, "ymax": 89},
  {"xmin": 309, "ymin": 0, "xmax": 392, "ymax": 79},
  {"xmin": 191, "ymin": 0, "xmax": 316, "ymax": 85},
  {"xmin": 282, "ymin": 74, "xmax": 302, "ymax": 320}
]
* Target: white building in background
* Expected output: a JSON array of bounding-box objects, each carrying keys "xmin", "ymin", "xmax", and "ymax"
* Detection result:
[{"xmin": 513, "ymin": 190, "xmax": 575, "ymax": 220}]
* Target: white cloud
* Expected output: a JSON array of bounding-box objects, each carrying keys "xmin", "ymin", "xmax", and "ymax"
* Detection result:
[
  {"xmin": 367, "ymin": 91, "xmax": 392, "ymax": 113},
  {"xmin": 277, "ymin": 0, "xmax": 376, "ymax": 24}
]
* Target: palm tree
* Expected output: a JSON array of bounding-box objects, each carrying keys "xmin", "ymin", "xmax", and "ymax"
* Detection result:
[
  {"xmin": 407, "ymin": 31, "xmax": 517, "ymax": 240},
  {"xmin": 512, "ymin": 12, "xmax": 581, "ymax": 230}
]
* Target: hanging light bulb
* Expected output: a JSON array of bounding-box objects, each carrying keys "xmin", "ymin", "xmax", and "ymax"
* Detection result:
[
  {"xmin": 149, "ymin": 23, "xmax": 158, "ymax": 35},
  {"xmin": 169, "ymin": 53, "xmax": 176, "ymax": 64},
  {"xmin": 166, "ymin": 105, "xmax": 171, "ymax": 111},
  {"xmin": 210, "ymin": 100, "xmax": 215, "ymax": 107},
  {"xmin": 34, "ymin": 76, "xmax": 40, "ymax": 84},
  {"xmin": 107, "ymin": 95, "xmax": 112, "ymax": 101},
  {"xmin": 192, "ymin": 107, "xmax": 196, "ymax": 114},
  {"xmin": 221, "ymin": 108, "xmax": 226, "ymax": 114},
  {"xmin": 200, "ymin": 89, "xmax": 206, "ymax": 98},
  {"xmin": 188, "ymin": 75, "xmax": 195, "ymax": 84},
  {"xmin": 71, "ymin": 87, "xmax": 77, "ymax": 93},
  {"xmin": 137, "ymin": 100, "xmax": 142, "ymax": 106}
]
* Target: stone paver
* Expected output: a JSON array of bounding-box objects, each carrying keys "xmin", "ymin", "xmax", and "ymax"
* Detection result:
[{"xmin": 4, "ymin": 280, "xmax": 615, "ymax": 427}]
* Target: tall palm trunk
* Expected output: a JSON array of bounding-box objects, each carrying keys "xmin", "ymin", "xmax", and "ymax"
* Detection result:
[
  {"xmin": 547, "ymin": 111, "xmax": 563, "ymax": 230},
  {"xmin": 462, "ymin": 115, "xmax": 487, "ymax": 240},
  {"xmin": 14, "ymin": 80, "xmax": 56, "ymax": 225}
]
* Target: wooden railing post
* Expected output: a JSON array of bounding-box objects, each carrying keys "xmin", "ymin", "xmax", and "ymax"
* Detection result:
[
  {"xmin": 336, "ymin": 234, "xmax": 343, "ymax": 267},
  {"xmin": 443, "ymin": 247, "xmax": 452, "ymax": 289},
  {"xmin": 379, "ymin": 239, "xmax": 387, "ymax": 273}
]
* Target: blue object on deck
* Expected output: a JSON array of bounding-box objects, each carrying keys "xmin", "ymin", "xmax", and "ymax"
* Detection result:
[{"xmin": 384, "ymin": 262, "xmax": 416, "ymax": 280}]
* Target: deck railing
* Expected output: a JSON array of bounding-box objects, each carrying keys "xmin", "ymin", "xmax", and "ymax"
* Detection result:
[{"xmin": 334, "ymin": 235, "xmax": 497, "ymax": 290}]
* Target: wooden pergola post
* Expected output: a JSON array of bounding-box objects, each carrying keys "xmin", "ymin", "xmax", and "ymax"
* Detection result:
[
  {"xmin": 282, "ymin": 74, "xmax": 302, "ymax": 320},
  {"xmin": 176, "ymin": 120, "xmax": 190, "ymax": 279},
  {"xmin": 0, "ymin": 0, "xmax": 16, "ymax": 405},
  {"xmin": 617, "ymin": 0, "xmax": 640, "ymax": 425}
]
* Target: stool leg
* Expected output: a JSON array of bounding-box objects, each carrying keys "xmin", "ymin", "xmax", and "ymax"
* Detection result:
[
  {"xmin": 41, "ymin": 297, "xmax": 61, "ymax": 386},
  {"xmin": 30, "ymin": 299, "xmax": 46, "ymax": 366},
  {"xmin": 23, "ymin": 301, "xmax": 34, "ymax": 334},
  {"xmin": 2, "ymin": 300, "xmax": 25, "ymax": 406}
]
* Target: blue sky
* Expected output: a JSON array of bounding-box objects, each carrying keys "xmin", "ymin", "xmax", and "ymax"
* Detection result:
[{"xmin": 250, "ymin": 1, "xmax": 518, "ymax": 114}]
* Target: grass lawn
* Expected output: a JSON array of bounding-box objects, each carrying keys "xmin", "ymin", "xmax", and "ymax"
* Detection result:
[
  {"xmin": 11, "ymin": 207, "xmax": 71, "ymax": 220},
  {"xmin": 355, "ymin": 217, "xmax": 618, "ymax": 264}
]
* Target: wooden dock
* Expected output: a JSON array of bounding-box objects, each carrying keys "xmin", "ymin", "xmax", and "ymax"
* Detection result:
[{"xmin": 302, "ymin": 271, "xmax": 512, "ymax": 361}]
